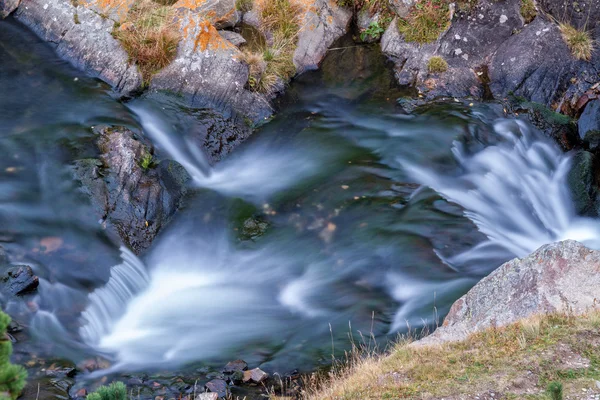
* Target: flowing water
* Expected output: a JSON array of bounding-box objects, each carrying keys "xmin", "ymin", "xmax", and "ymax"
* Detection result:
[{"xmin": 2, "ymin": 17, "xmax": 599, "ymax": 383}]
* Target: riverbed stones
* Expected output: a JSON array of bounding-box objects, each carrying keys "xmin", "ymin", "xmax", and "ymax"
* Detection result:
[
  {"xmin": 222, "ymin": 359, "xmax": 248, "ymax": 373},
  {"xmin": 204, "ymin": 379, "xmax": 227, "ymax": 398},
  {"xmin": 417, "ymin": 240, "xmax": 600, "ymax": 346},
  {"xmin": 4, "ymin": 265, "xmax": 39, "ymax": 295},
  {"xmin": 14, "ymin": 0, "xmax": 142, "ymax": 97},
  {"xmin": 242, "ymin": 368, "xmax": 268, "ymax": 384},
  {"xmin": 73, "ymin": 126, "xmax": 189, "ymax": 254}
]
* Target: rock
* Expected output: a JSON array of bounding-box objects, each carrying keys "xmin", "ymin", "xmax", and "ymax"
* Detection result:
[
  {"xmin": 151, "ymin": 12, "xmax": 271, "ymax": 125},
  {"xmin": 218, "ymin": 30, "xmax": 246, "ymax": 47},
  {"xmin": 579, "ymin": 100, "xmax": 600, "ymax": 139},
  {"xmin": 204, "ymin": 379, "xmax": 227, "ymax": 398},
  {"xmin": 196, "ymin": 393, "xmax": 218, "ymax": 400},
  {"xmin": 389, "ymin": 0, "xmax": 415, "ymax": 18},
  {"xmin": 5, "ymin": 265, "xmax": 39, "ymax": 295},
  {"xmin": 174, "ymin": 0, "xmax": 239, "ymax": 29},
  {"xmin": 0, "ymin": 246, "xmax": 7, "ymax": 266},
  {"xmin": 242, "ymin": 368, "xmax": 268, "ymax": 384},
  {"xmin": 417, "ymin": 240, "xmax": 600, "ymax": 346},
  {"xmin": 0, "ymin": 0, "xmax": 19, "ymax": 18},
  {"xmin": 567, "ymin": 150, "xmax": 599, "ymax": 217},
  {"xmin": 222, "ymin": 359, "xmax": 248, "ymax": 374},
  {"xmin": 73, "ymin": 126, "xmax": 189, "ymax": 254},
  {"xmin": 293, "ymin": 0, "xmax": 352, "ymax": 73},
  {"xmin": 537, "ymin": 0, "xmax": 600, "ymax": 30},
  {"xmin": 79, "ymin": 0, "xmax": 133, "ymax": 23},
  {"xmin": 240, "ymin": 218, "xmax": 268, "ymax": 240},
  {"xmin": 584, "ymin": 130, "xmax": 600, "ymax": 151},
  {"xmin": 14, "ymin": 0, "xmax": 142, "ymax": 97}
]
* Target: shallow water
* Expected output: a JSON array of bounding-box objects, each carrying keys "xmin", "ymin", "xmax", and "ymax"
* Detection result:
[{"xmin": 1, "ymin": 17, "xmax": 598, "ymax": 380}]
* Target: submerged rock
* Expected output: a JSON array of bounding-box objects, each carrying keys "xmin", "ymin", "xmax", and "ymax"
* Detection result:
[
  {"xmin": 4, "ymin": 265, "xmax": 39, "ymax": 295},
  {"xmin": 223, "ymin": 359, "xmax": 248, "ymax": 374},
  {"xmin": 73, "ymin": 126, "xmax": 189, "ymax": 254},
  {"xmin": 418, "ymin": 240, "xmax": 600, "ymax": 346}
]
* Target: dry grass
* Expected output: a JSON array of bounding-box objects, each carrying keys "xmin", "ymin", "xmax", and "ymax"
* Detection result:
[
  {"xmin": 112, "ymin": 0, "xmax": 179, "ymax": 85},
  {"xmin": 559, "ymin": 23, "xmax": 595, "ymax": 61},
  {"xmin": 427, "ymin": 56, "xmax": 448, "ymax": 73},
  {"xmin": 398, "ymin": 0, "xmax": 452, "ymax": 44},
  {"xmin": 303, "ymin": 311, "xmax": 600, "ymax": 399}
]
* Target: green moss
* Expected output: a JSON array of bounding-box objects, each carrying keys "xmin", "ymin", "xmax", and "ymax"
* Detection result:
[
  {"xmin": 139, "ymin": 153, "xmax": 155, "ymax": 170},
  {"xmin": 427, "ymin": 56, "xmax": 448, "ymax": 73},
  {"xmin": 235, "ymin": 0, "xmax": 253, "ymax": 12},
  {"xmin": 520, "ymin": 0, "xmax": 537, "ymax": 23}
]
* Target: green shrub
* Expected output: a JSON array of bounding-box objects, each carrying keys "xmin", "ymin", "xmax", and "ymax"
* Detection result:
[
  {"xmin": 427, "ymin": 56, "xmax": 448, "ymax": 73},
  {"xmin": 0, "ymin": 312, "xmax": 27, "ymax": 400},
  {"xmin": 547, "ymin": 381, "xmax": 563, "ymax": 400},
  {"xmin": 360, "ymin": 21, "xmax": 386, "ymax": 41},
  {"xmin": 86, "ymin": 382, "xmax": 127, "ymax": 400}
]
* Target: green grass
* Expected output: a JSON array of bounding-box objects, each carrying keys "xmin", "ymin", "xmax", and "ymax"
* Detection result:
[
  {"xmin": 397, "ymin": 0, "xmax": 452, "ymax": 44},
  {"xmin": 303, "ymin": 311, "xmax": 600, "ymax": 399},
  {"xmin": 428, "ymin": 56, "xmax": 448, "ymax": 73},
  {"xmin": 86, "ymin": 382, "xmax": 127, "ymax": 400}
]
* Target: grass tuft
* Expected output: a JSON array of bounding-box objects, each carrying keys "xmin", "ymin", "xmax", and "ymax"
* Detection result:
[
  {"xmin": 520, "ymin": 0, "xmax": 537, "ymax": 23},
  {"xmin": 427, "ymin": 56, "xmax": 448, "ymax": 73},
  {"xmin": 559, "ymin": 23, "xmax": 594, "ymax": 61},
  {"xmin": 398, "ymin": 0, "xmax": 452, "ymax": 44},
  {"xmin": 112, "ymin": 0, "xmax": 179, "ymax": 85},
  {"xmin": 235, "ymin": 0, "xmax": 253, "ymax": 13}
]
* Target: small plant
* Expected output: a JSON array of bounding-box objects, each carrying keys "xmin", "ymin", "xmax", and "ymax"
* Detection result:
[
  {"xmin": 139, "ymin": 153, "xmax": 154, "ymax": 170},
  {"xmin": 546, "ymin": 381, "xmax": 563, "ymax": 400},
  {"xmin": 0, "ymin": 312, "xmax": 27, "ymax": 400},
  {"xmin": 360, "ymin": 21, "xmax": 386, "ymax": 41},
  {"xmin": 398, "ymin": 0, "xmax": 452, "ymax": 44},
  {"xmin": 427, "ymin": 56, "xmax": 448, "ymax": 73},
  {"xmin": 86, "ymin": 382, "xmax": 127, "ymax": 400},
  {"xmin": 520, "ymin": 0, "xmax": 536, "ymax": 23},
  {"xmin": 236, "ymin": 0, "xmax": 253, "ymax": 13},
  {"xmin": 559, "ymin": 23, "xmax": 594, "ymax": 61}
]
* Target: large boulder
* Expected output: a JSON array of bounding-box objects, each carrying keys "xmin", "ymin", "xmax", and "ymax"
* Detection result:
[
  {"xmin": 14, "ymin": 0, "xmax": 141, "ymax": 96},
  {"xmin": 73, "ymin": 126, "xmax": 189, "ymax": 254},
  {"xmin": 293, "ymin": 0, "xmax": 352, "ymax": 72},
  {"xmin": 418, "ymin": 240, "xmax": 600, "ymax": 346}
]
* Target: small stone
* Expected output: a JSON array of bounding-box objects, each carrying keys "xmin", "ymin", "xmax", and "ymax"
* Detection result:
[
  {"xmin": 242, "ymin": 368, "xmax": 269, "ymax": 384},
  {"xmin": 205, "ymin": 379, "xmax": 227, "ymax": 398},
  {"xmin": 196, "ymin": 393, "xmax": 218, "ymax": 400},
  {"xmin": 75, "ymin": 388, "xmax": 87, "ymax": 397},
  {"xmin": 6, "ymin": 265, "xmax": 39, "ymax": 295},
  {"xmin": 223, "ymin": 359, "xmax": 248, "ymax": 374}
]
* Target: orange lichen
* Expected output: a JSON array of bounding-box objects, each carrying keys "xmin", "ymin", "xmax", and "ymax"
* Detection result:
[
  {"xmin": 191, "ymin": 19, "xmax": 234, "ymax": 52},
  {"xmin": 82, "ymin": 0, "xmax": 134, "ymax": 22}
]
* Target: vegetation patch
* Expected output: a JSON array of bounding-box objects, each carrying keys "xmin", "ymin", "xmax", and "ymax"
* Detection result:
[
  {"xmin": 398, "ymin": 0, "xmax": 452, "ymax": 44},
  {"xmin": 112, "ymin": 0, "xmax": 179, "ymax": 85},
  {"xmin": 235, "ymin": 0, "xmax": 253, "ymax": 12},
  {"xmin": 86, "ymin": 381, "xmax": 127, "ymax": 400},
  {"xmin": 360, "ymin": 20, "xmax": 386, "ymax": 41},
  {"xmin": 303, "ymin": 311, "xmax": 600, "ymax": 399},
  {"xmin": 520, "ymin": 0, "xmax": 537, "ymax": 23},
  {"xmin": 427, "ymin": 56, "xmax": 448, "ymax": 73},
  {"xmin": 559, "ymin": 23, "xmax": 595, "ymax": 61},
  {"xmin": 0, "ymin": 312, "xmax": 27, "ymax": 400}
]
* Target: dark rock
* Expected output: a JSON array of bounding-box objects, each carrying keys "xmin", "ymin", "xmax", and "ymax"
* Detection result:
[
  {"xmin": 0, "ymin": 0, "xmax": 19, "ymax": 18},
  {"xmin": 567, "ymin": 150, "xmax": 599, "ymax": 217},
  {"xmin": 14, "ymin": 0, "xmax": 141, "ymax": 96},
  {"xmin": 418, "ymin": 240, "xmax": 600, "ymax": 346},
  {"xmin": 204, "ymin": 379, "xmax": 228, "ymax": 398},
  {"xmin": 240, "ymin": 218, "xmax": 268, "ymax": 241},
  {"xmin": 537, "ymin": 0, "xmax": 600, "ymax": 30},
  {"xmin": 579, "ymin": 100, "xmax": 600, "ymax": 139},
  {"xmin": 228, "ymin": 371, "xmax": 244, "ymax": 384},
  {"xmin": 218, "ymin": 30, "xmax": 246, "ymax": 47},
  {"xmin": 584, "ymin": 130, "xmax": 600, "ymax": 152},
  {"xmin": 242, "ymin": 368, "xmax": 268, "ymax": 384},
  {"xmin": 73, "ymin": 126, "xmax": 189, "ymax": 254},
  {"xmin": 0, "ymin": 246, "xmax": 7, "ymax": 266},
  {"xmin": 223, "ymin": 359, "xmax": 248, "ymax": 374},
  {"xmin": 5, "ymin": 265, "xmax": 39, "ymax": 295}
]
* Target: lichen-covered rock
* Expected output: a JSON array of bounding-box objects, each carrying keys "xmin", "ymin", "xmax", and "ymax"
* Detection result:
[
  {"xmin": 418, "ymin": 240, "xmax": 600, "ymax": 346},
  {"xmin": 73, "ymin": 126, "xmax": 189, "ymax": 254},
  {"xmin": 14, "ymin": 0, "xmax": 141, "ymax": 96},
  {"xmin": 174, "ymin": 0, "xmax": 239, "ymax": 29},
  {"xmin": 0, "ymin": 0, "xmax": 20, "ymax": 17},
  {"xmin": 293, "ymin": 0, "xmax": 352, "ymax": 72},
  {"xmin": 151, "ymin": 13, "xmax": 271, "ymax": 124}
]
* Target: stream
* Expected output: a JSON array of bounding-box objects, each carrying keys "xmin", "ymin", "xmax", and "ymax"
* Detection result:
[{"xmin": 2, "ymin": 15, "xmax": 599, "ymax": 396}]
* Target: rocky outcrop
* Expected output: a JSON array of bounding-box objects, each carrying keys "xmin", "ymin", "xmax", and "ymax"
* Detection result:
[
  {"xmin": 73, "ymin": 126, "xmax": 189, "ymax": 254},
  {"xmin": 293, "ymin": 0, "xmax": 352, "ymax": 73},
  {"xmin": 12, "ymin": 0, "xmax": 142, "ymax": 96},
  {"xmin": 418, "ymin": 240, "xmax": 600, "ymax": 346}
]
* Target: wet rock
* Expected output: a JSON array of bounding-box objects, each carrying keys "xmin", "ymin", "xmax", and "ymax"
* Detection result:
[
  {"xmin": 223, "ymin": 359, "xmax": 248, "ymax": 374},
  {"xmin": 579, "ymin": 100, "xmax": 600, "ymax": 139},
  {"xmin": 242, "ymin": 368, "xmax": 268, "ymax": 384},
  {"xmin": 240, "ymin": 218, "xmax": 268, "ymax": 241},
  {"xmin": 567, "ymin": 150, "xmax": 599, "ymax": 217},
  {"xmin": 293, "ymin": 0, "xmax": 352, "ymax": 73},
  {"xmin": 218, "ymin": 30, "xmax": 246, "ymax": 47},
  {"xmin": 204, "ymin": 379, "xmax": 227, "ymax": 398},
  {"xmin": 73, "ymin": 126, "xmax": 189, "ymax": 254},
  {"xmin": 4, "ymin": 265, "xmax": 39, "ymax": 295},
  {"xmin": 0, "ymin": 0, "xmax": 19, "ymax": 18},
  {"xmin": 0, "ymin": 246, "xmax": 7, "ymax": 266},
  {"xmin": 14, "ymin": 0, "xmax": 142, "ymax": 96},
  {"xmin": 584, "ymin": 130, "xmax": 600, "ymax": 152},
  {"xmin": 417, "ymin": 240, "xmax": 600, "ymax": 346}
]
